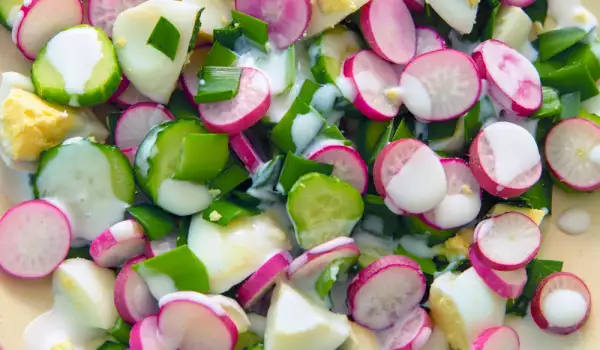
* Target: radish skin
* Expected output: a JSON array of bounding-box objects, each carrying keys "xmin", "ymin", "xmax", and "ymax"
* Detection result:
[
  {"xmin": 469, "ymin": 248, "xmax": 527, "ymax": 298},
  {"xmin": 288, "ymin": 237, "xmax": 359, "ymax": 280},
  {"xmin": 88, "ymin": 0, "xmax": 147, "ymax": 38},
  {"xmin": 376, "ymin": 307, "xmax": 433, "ymax": 350},
  {"xmin": 111, "ymin": 77, "xmax": 153, "ymax": 107},
  {"xmin": 114, "ymin": 255, "xmax": 159, "ymax": 324},
  {"xmin": 404, "ymin": 0, "xmax": 424, "ymax": 12},
  {"xmin": 306, "ymin": 145, "xmax": 369, "ymax": 195},
  {"xmin": 229, "ymin": 133, "xmax": 265, "ymax": 175},
  {"xmin": 90, "ymin": 219, "xmax": 147, "ymax": 268},
  {"xmin": 236, "ymin": 251, "xmax": 292, "ymax": 309},
  {"xmin": 115, "ymin": 102, "xmax": 175, "ymax": 152},
  {"xmin": 500, "ymin": 0, "xmax": 536, "ymax": 7},
  {"xmin": 416, "ymin": 26, "xmax": 447, "ymax": 56},
  {"xmin": 144, "ymin": 234, "xmax": 177, "ymax": 258},
  {"xmin": 471, "ymin": 326, "xmax": 520, "ymax": 350},
  {"xmin": 130, "ymin": 315, "xmax": 165, "ymax": 350}
]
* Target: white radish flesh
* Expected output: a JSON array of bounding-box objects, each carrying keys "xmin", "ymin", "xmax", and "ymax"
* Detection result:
[
  {"xmin": 545, "ymin": 118, "xmax": 600, "ymax": 191},
  {"xmin": 425, "ymin": 0, "xmax": 478, "ymax": 34},
  {"xmin": 115, "ymin": 102, "xmax": 174, "ymax": 153},
  {"xmin": 416, "ymin": 26, "xmax": 447, "ymax": 56},
  {"xmin": 531, "ymin": 272, "xmax": 591, "ymax": 335},
  {"xmin": 236, "ymin": 251, "xmax": 292, "ymax": 309},
  {"xmin": 471, "ymin": 326, "xmax": 520, "ymax": 350},
  {"xmin": 180, "ymin": 46, "xmax": 210, "ymax": 106},
  {"xmin": 469, "ymin": 248, "xmax": 527, "ymax": 299},
  {"xmin": 114, "ymin": 255, "xmax": 159, "ymax": 324},
  {"xmin": 89, "ymin": 219, "xmax": 147, "ymax": 268},
  {"xmin": 111, "ymin": 77, "xmax": 153, "ymax": 107},
  {"xmin": 288, "ymin": 237, "xmax": 360, "ymax": 280},
  {"xmin": 144, "ymin": 234, "xmax": 177, "ymax": 258},
  {"xmin": 469, "ymin": 121, "xmax": 542, "ymax": 198},
  {"xmin": 88, "ymin": 0, "xmax": 147, "ymax": 38},
  {"xmin": 130, "ymin": 315, "xmax": 165, "ymax": 350},
  {"xmin": 0, "ymin": 199, "xmax": 71, "ymax": 278},
  {"xmin": 376, "ymin": 307, "xmax": 433, "ymax": 350},
  {"xmin": 306, "ymin": 144, "xmax": 369, "ymax": 194},
  {"xmin": 398, "ymin": 49, "xmax": 481, "ymax": 122},
  {"xmin": 348, "ymin": 255, "xmax": 426, "ymax": 330},
  {"xmin": 229, "ymin": 132, "xmax": 265, "ymax": 174}
]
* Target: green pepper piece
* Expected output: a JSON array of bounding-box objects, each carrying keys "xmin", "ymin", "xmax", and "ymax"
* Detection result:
[{"xmin": 127, "ymin": 203, "xmax": 176, "ymax": 241}]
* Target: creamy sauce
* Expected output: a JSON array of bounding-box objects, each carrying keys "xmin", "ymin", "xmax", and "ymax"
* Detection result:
[
  {"xmin": 360, "ymin": 214, "xmax": 385, "ymax": 235},
  {"xmin": 397, "ymin": 73, "xmax": 433, "ymax": 118},
  {"xmin": 557, "ymin": 207, "xmax": 592, "ymax": 235},
  {"xmin": 335, "ymin": 75, "xmax": 357, "ymax": 101},
  {"xmin": 548, "ymin": 0, "xmax": 598, "ymax": 33},
  {"xmin": 268, "ymin": 78, "xmax": 303, "ymax": 123},
  {"xmin": 311, "ymin": 84, "xmax": 340, "ymax": 114},
  {"xmin": 291, "ymin": 110, "xmax": 324, "ymax": 153},
  {"xmin": 505, "ymin": 316, "xmax": 584, "ymax": 350},
  {"xmin": 135, "ymin": 265, "xmax": 179, "ymax": 300},
  {"xmin": 0, "ymin": 152, "xmax": 33, "ymax": 209},
  {"xmin": 543, "ymin": 290, "xmax": 588, "ymax": 327},
  {"xmin": 399, "ymin": 235, "xmax": 440, "ymax": 259},
  {"xmin": 589, "ymin": 145, "xmax": 600, "ymax": 165},
  {"xmin": 156, "ymin": 178, "xmax": 212, "ymax": 216}
]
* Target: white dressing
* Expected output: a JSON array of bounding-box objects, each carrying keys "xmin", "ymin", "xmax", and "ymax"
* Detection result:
[
  {"xmin": 589, "ymin": 145, "xmax": 600, "ymax": 165},
  {"xmin": 135, "ymin": 265, "xmax": 178, "ymax": 300},
  {"xmin": 557, "ymin": 207, "xmax": 591, "ymax": 235},
  {"xmin": 312, "ymin": 84, "xmax": 341, "ymax": 114},
  {"xmin": 156, "ymin": 178, "xmax": 213, "ymax": 216},
  {"xmin": 548, "ymin": 0, "xmax": 598, "ymax": 33},
  {"xmin": 335, "ymin": 75, "xmax": 357, "ymax": 101},
  {"xmin": 543, "ymin": 290, "xmax": 588, "ymax": 327},
  {"xmin": 399, "ymin": 235, "xmax": 441, "ymax": 259},
  {"xmin": 505, "ymin": 315, "xmax": 584, "ymax": 350},
  {"xmin": 397, "ymin": 73, "xmax": 433, "ymax": 118},
  {"xmin": 267, "ymin": 78, "xmax": 303, "ymax": 123},
  {"xmin": 429, "ymin": 193, "xmax": 481, "ymax": 230},
  {"xmin": 291, "ymin": 111, "xmax": 324, "ymax": 153},
  {"xmin": 238, "ymin": 45, "xmax": 296, "ymax": 96}
]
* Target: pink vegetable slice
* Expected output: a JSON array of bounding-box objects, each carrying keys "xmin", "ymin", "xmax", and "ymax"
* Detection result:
[
  {"xmin": 399, "ymin": 49, "xmax": 481, "ymax": 122},
  {"xmin": 373, "ymin": 139, "xmax": 447, "ymax": 214},
  {"xmin": 343, "ymin": 50, "xmax": 402, "ymax": 121},
  {"xmin": 288, "ymin": 237, "xmax": 360, "ymax": 280},
  {"xmin": 473, "ymin": 212, "xmax": 541, "ymax": 271},
  {"xmin": 415, "ymin": 26, "xmax": 447, "ymax": 56},
  {"xmin": 158, "ymin": 291, "xmax": 238, "ymax": 350},
  {"xmin": 360, "ymin": 0, "xmax": 416, "ymax": 65},
  {"xmin": 306, "ymin": 144, "xmax": 369, "ymax": 194},
  {"xmin": 469, "ymin": 248, "xmax": 527, "ymax": 298},
  {"xmin": 114, "ymin": 255, "xmax": 159, "ymax": 324},
  {"xmin": 115, "ymin": 102, "xmax": 175, "ymax": 152},
  {"xmin": 545, "ymin": 118, "xmax": 600, "ymax": 191},
  {"xmin": 472, "ymin": 39, "xmax": 542, "ymax": 116},
  {"xmin": 403, "ymin": 0, "xmax": 425, "ymax": 12},
  {"xmin": 0, "ymin": 199, "xmax": 71, "ymax": 279},
  {"xmin": 144, "ymin": 234, "xmax": 177, "ymax": 258},
  {"xmin": 180, "ymin": 46, "xmax": 211, "ymax": 106},
  {"xmin": 111, "ymin": 77, "xmax": 153, "ymax": 107},
  {"xmin": 199, "ymin": 67, "xmax": 271, "ymax": 134},
  {"xmin": 130, "ymin": 315, "xmax": 165, "ymax": 350},
  {"xmin": 500, "ymin": 0, "xmax": 535, "ymax": 7},
  {"xmin": 377, "ymin": 307, "xmax": 433, "ymax": 350},
  {"xmin": 469, "ymin": 121, "xmax": 542, "ymax": 198},
  {"xmin": 235, "ymin": 0, "xmax": 311, "ymax": 50},
  {"xmin": 348, "ymin": 255, "xmax": 426, "ymax": 330},
  {"xmin": 236, "ymin": 251, "xmax": 292, "ymax": 309},
  {"xmin": 472, "ymin": 326, "xmax": 520, "ymax": 350},
  {"xmin": 88, "ymin": 0, "xmax": 147, "ymax": 37},
  {"xmin": 12, "ymin": 0, "xmax": 83, "ymax": 60},
  {"xmin": 90, "ymin": 219, "xmax": 147, "ymax": 268},
  {"xmin": 229, "ymin": 132, "xmax": 265, "ymax": 174},
  {"xmin": 531, "ymin": 272, "xmax": 591, "ymax": 335}
]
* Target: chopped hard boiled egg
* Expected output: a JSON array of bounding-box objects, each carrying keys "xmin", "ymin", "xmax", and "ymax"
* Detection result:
[
  {"xmin": 305, "ymin": 0, "xmax": 370, "ymax": 37},
  {"xmin": 488, "ymin": 203, "xmax": 547, "ymax": 226},
  {"xmin": 340, "ymin": 321, "xmax": 379, "ymax": 350}
]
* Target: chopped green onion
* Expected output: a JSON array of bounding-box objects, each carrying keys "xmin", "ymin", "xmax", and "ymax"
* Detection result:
[
  {"xmin": 168, "ymin": 90, "xmax": 201, "ymax": 120},
  {"xmin": 174, "ymin": 133, "xmax": 229, "ymax": 182},
  {"xmin": 278, "ymin": 152, "xmax": 334, "ymax": 194},
  {"xmin": 231, "ymin": 10, "xmax": 269, "ymax": 47},
  {"xmin": 532, "ymin": 87, "xmax": 562, "ymax": 119},
  {"xmin": 106, "ymin": 111, "xmax": 121, "ymax": 144},
  {"xmin": 427, "ymin": 118, "xmax": 459, "ymax": 141},
  {"xmin": 188, "ymin": 8, "xmax": 204, "ymax": 53},
  {"xmin": 147, "ymin": 16, "xmax": 180, "ymax": 61},
  {"xmin": 566, "ymin": 44, "xmax": 600, "ymax": 80},
  {"xmin": 98, "ymin": 341, "xmax": 126, "ymax": 350},
  {"xmin": 559, "ymin": 91, "xmax": 581, "ymax": 120},
  {"xmin": 109, "ymin": 317, "xmax": 132, "ymax": 345},
  {"xmin": 195, "ymin": 66, "xmax": 242, "ymax": 103},
  {"xmin": 318, "ymin": 125, "xmax": 347, "ymax": 142},
  {"xmin": 204, "ymin": 41, "xmax": 238, "ymax": 67},
  {"xmin": 296, "ymin": 79, "xmax": 321, "ymax": 104},
  {"xmin": 392, "ymin": 118, "xmax": 415, "ymax": 141},
  {"xmin": 213, "ymin": 22, "xmax": 244, "ymax": 51},
  {"xmin": 234, "ymin": 332, "xmax": 263, "ymax": 350},
  {"xmin": 202, "ymin": 199, "xmax": 260, "ymax": 226},
  {"xmin": 271, "ymin": 99, "xmax": 325, "ymax": 153},
  {"xmin": 127, "ymin": 203, "xmax": 175, "ymax": 241},
  {"xmin": 315, "ymin": 257, "xmax": 357, "ymax": 299},
  {"xmin": 540, "ymin": 62, "xmax": 599, "ymax": 100},
  {"xmin": 356, "ymin": 119, "xmax": 390, "ymax": 162},
  {"xmin": 523, "ymin": 0, "xmax": 548, "ymax": 24},
  {"xmin": 209, "ymin": 159, "xmax": 250, "ymax": 196},
  {"xmin": 538, "ymin": 27, "xmax": 587, "ymax": 61},
  {"xmin": 369, "ymin": 121, "xmax": 394, "ymax": 164},
  {"xmin": 463, "ymin": 101, "xmax": 482, "ymax": 143},
  {"xmin": 394, "ymin": 244, "xmax": 437, "ymax": 275},
  {"xmin": 176, "ymin": 216, "xmax": 191, "ymax": 247}
]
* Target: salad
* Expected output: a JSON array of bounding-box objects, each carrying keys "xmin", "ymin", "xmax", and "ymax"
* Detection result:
[{"xmin": 0, "ymin": 0, "xmax": 598, "ymax": 349}]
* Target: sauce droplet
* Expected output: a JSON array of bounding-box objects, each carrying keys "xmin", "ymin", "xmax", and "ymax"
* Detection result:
[{"xmin": 557, "ymin": 208, "xmax": 591, "ymax": 235}]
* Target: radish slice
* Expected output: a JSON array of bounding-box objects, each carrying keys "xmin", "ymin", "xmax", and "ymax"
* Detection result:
[
  {"xmin": 404, "ymin": 0, "xmax": 424, "ymax": 12},
  {"xmin": 288, "ymin": 237, "xmax": 360, "ymax": 280},
  {"xmin": 111, "ymin": 77, "xmax": 153, "ymax": 107},
  {"xmin": 209, "ymin": 295, "xmax": 251, "ymax": 333},
  {"xmin": 360, "ymin": 0, "xmax": 416, "ymax": 65},
  {"xmin": 469, "ymin": 248, "xmax": 527, "ymax": 299},
  {"xmin": 199, "ymin": 67, "xmax": 271, "ymax": 134},
  {"xmin": 531, "ymin": 272, "xmax": 591, "ymax": 335},
  {"xmin": 343, "ymin": 50, "xmax": 402, "ymax": 121},
  {"xmin": 114, "ymin": 255, "xmax": 159, "ymax": 324},
  {"xmin": 500, "ymin": 0, "xmax": 536, "ymax": 8},
  {"xmin": 236, "ymin": 251, "xmax": 292, "ymax": 309},
  {"xmin": 469, "ymin": 121, "xmax": 542, "ymax": 198},
  {"xmin": 88, "ymin": 0, "xmax": 147, "ymax": 37},
  {"xmin": 472, "ymin": 326, "xmax": 520, "ymax": 350},
  {"xmin": 0, "ymin": 199, "xmax": 71, "ymax": 278},
  {"xmin": 235, "ymin": 0, "xmax": 311, "ymax": 50},
  {"xmin": 545, "ymin": 118, "xmax": 600, "ymax": 191},
  {"xmin": 130, "ymin": 315, "xmax": 165, "ymax": 350},
  {"xmin": 158, "ymin": 291, "xmax": 238, "ymax": 350},
  {"xmin": 472, "ymin": 40, "xmax": 542, "ymax": 116},
  {"xmin": 473, "ymin": 212, "xmax": 541, "ymax": 271},
  {"xmin": 229, "ymin": 133, "xmax": 265, "ymax": 174},
  {"xmin": 180, "ymin": 46, "xmax": 211, "ymax": 106},
  {"xmin": 377, "ymin": 307, "xmax": 433, "ymax": 350},
  {"xmin": 373, "ymin": 139, "xmax": 447, "ymax": 214},
  {"xmin": 397, "ymin": 49, "xmax": 481, "ymax": 122},
  {"xmin": 420, "ymin": 158, "xmax": 481, "ymax": 230},
  {"xmin": 110, "ymin": 75, "xmax": 130, "ymax": 100},
  {"xmin": 115, "ymin": 102, "xmax": 175, "ymax": 152},
  {"xmin": 348, "ymin": 255, "xmax": 426, "ymax": 330},
  {"xmin": 416, "ymin": 26, "xmax": 447, "ymax": 56},
  {"xmin": 306, "ymin": 144, "xmax": 369, "ymax": 195},
  {"xmin": 12, "ymin": 0, "xmax": 83, "ymax": 60},
  {"xmin": 90, "ymin": 219, "xmax": 147, "ymax": 268},
  {"xmin": 144, "ymin": 234, "xmax": 177, "ymax": 258}
]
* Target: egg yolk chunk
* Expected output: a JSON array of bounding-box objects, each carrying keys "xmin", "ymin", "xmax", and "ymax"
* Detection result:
[{"xmin": 318, "ymin": 0, "xmax": 353, "ymax": 13}]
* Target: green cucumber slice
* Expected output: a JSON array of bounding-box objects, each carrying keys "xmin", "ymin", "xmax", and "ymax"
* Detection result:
[
  {"xmin": 315, "ymin": 256, "xmax": 357, "ymax": 299},
  {"xmin": 287, "ymin": 173, "xmax": 364, "ymax": 249},
  {"xmin": 127, "ymin": 204, "xmax": 175, "ymax": 241},
  {"xmin": 532, "ymin": 87, "xmax": 562, "ymax": 119},
  {"xmin": 309, "ymin": 26, "xmax": 362, "ymax": 85},
  {"xmin": 0, "ymin": 0, "xmax": 21, "ymax": 29},
  {"xmin": 31, "ymin": 25, "xmax": 121, "ymax": 107},
  {"xmin": 277, "ymin": 152, "xmax": 334, "ymax": 194},
  {"xmin": 209, "ymin": 159, "xmax": 250, "ymax": 197}
]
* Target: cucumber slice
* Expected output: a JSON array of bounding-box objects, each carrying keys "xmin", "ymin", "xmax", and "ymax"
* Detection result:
[
  {"xmin": 31, "ymin": 25, "xmax": 121, "ymax": 107},
  {"xmin": 135, "ymin": 120, "xmax": 213, "ymax": 216},
  {"xmin": 309, "ymin": 26, "xmax": 362, "ymax": 85},
  {"xmin": 287, "ymin": 173, "xmax": 364, "ymax": 249},
  {"xmin": 0, "ymin": 0, "xmax": 21, "ymax": 28},
  {"xmin": 35, "ymin": 138, "xmax": 135, "ymax": 241}
]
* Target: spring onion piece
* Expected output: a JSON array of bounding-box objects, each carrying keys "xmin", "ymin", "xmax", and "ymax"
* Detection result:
[
  {"xmin": 98, "ymin": 341, "xmax": 126, "ymax": 350},
  {"xmin": 392, "ymin": 118, "xmax": 415, "ymax": 141},
  {"xmin": 318, "ymin": 125, "xmax": 348, "ymax": 142},
  {"xmin": 566, "ymin": 44, "xmax": 600, "ymax": 80},
  {"xmin": 540, "ymin": 63, "xmax": 599, "ymax": 100},
  {"xmin": 176, "ymin": 216, "xmax": 192, "ymax": 247},
  {"xmin": 428, "ymin": 118, "xmax": 460, "ymax": 140},
  {"xmin": 537, "ymin": 27, "xmax": 587, "ymax": 61},
  {"xmin": 109, "ymin": 317, "xmax": 132, "ymax": 345},
  {"xmin": 297, "ymin": 79, "xmax": 321, "ymax": 104},
  {"xmin": 106, "ymin": 112, "xmax": 121, "ymax": 144},
  {"xmin": 174, "ymin": 133, "xmax": 229, "ymax": 182},
  {"xmin": 127, "ymin": 204, "xmax": 175, "ymax": 241},
  {"xmin": 315, "ymin": 257, "xmax": 357, "ymax": 299},
  {"xmin": 195, "ymin": 66, "xmax": 242, "ymax": 103},
  {"xmin": 463, "ymin": 101, "xmax": 482, "ymax": 143},
  {"xmin": 202, "ymin": 199, "xmax": 260, "ymax": 226},
  {"xmin": 209, "ymin": 159, "xmax": 250, "ymax": 196},
  {"xmin": 231, "ymin": 10, "xmax": 269, "ymax": 47},
  {"xmin": 278, "ymin": 152, "xmax": 334, "ymax": 194},
  {"xmin": 559, "ymin": 92, "xmax": 581, "ymax": 120},
  {"xmin": 204, "ymin": 41, "xmax": 238, "ymax": 67},
  {"xmin": 404, "ymin": 215, "xmax": 457, "ymax": 246},
  {"xmin": 213, "ymin": 22, "xmax": 244, "ymax": 51},
  {"xmin": 168, "ymin": 90, "xmax": 201, "ymax": 120},
  {"xmin": 147, "ymin": 16, "xmax": 181, "ymax": 61},
  {"xmin": 362, "ymin": 194, "xmax": 401, "ymax": 238},
  {"xmin": 532, "ymin": 87, "xmax": 562, "ymax": 119},
  {"xmin": 394, "ymin": 244, "xmax": 437, "ymax": 276},
  {"xmin": 368, "ymin": 121, "xmax": 394, "ymax": 164},
  {"xmin": 271, "ymin": 99, "xmax": 325, "ymax": 154}
]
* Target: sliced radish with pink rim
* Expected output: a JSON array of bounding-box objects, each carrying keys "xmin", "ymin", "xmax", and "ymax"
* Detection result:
[
  {"xmin": 306, "ymin": 144, "xmax": 369, "ymax": 194},
  {"xmin": 469, "ymin": 121, "xmax": 542, "ymax": 198},
  {"xmin": 397, "ymin": 49, "xmax": 481, "ymax": 122},
  {"xmin": 229, "ymin": 133, "xmax": 265, "ymax": 174},
  {"xmin": 110, "ymin": 76, "xmax": 130, "ymax": 100},
  {"xmin": 130, "ymin": 315, "xmax": 164, "ymax": 350},
  {"xmin": 88, "ymin": 0, "xmax": 146, "ymax": 37},
  {"xmin": 0, "ymin": 199, "xmax": 71, "ymax": 278},
  {"xmin": 531, "ymin": 272, "xmax": 591, "ymax": 335},
  {"xmin": 90, "ymin": 219, "xmax": 147, "ymax": 268},
  {"xmin": 472, "ymin": 326, "xmax": 520, "ymax": 350},
  {"xmin": 376, "ymin": 307, "xmax": 433, "ymax": 350},
  {"xmin": 236, "ymin": 251, "xmax": 292, "ymax": 309},
  {"xmin": 158, "ymin": 291, "xmax": 238, "ymax": 350},
  {"xmin": 373, "ymin": 139, "xmax": 447, "ymax": 214},
  {"xmin": 545, "ymin": 118, "xmax": 600, "ymax": 191},
  {"xmin": 348, "ymin": 255, "xmax": 426, "ymax": 330},
  {"xmin": 343, "ymin": 50, "xmax": 402, "ymax": 121},
  {"xmin": 180, "ymin": 46, "xmax": 211, "ymax": 106},
  {"xmin": 144, "ymin": 234, "xmax": 177, "ymax": 258},
  {"xmin": 114, "ymin": 255, "xmax": 159, "ymax": 324},
  {"xmin": 288, "ymin": 237, "xmax": 360, "ymax": 280},
  {"xmin": 235, "ymin": 0, "xmax": 311, "ymax": 50},
  {"xmin": 415, "ymin": 26, "xmax": 447, "ymax": 56},
  {"xmin": 469, "ymin": 248, "xmax": 527, "ymax": 299},
  {"xmin": 115, "ymin": 102, "xmax": 175, "ymax": 153},
  {"xmin": 473, "ymin": 212, "xmax": 541, "ymax": 271},
  {"xmin": 111, "ymin": 77, "xmax": 153, "ymax": 107},
  {"xmin": 500, "ymin": 0, "xmax": 536, "ymax": 8},
  {"xmin": 12, "ymin": 0, "xmax": 83, "ymax": 60},
  {"xmin": 403, "ymin": 0, "xmax": 425, "ymax": 12},
  {"xmin": 420, "ymin": 158, "xmax": 481, "ymax": 230},
  {"xmin": 199, "ymin": 67, "xmax": 271, "ymax": 134},
  {"xmin": 360, "ymin": 0, "xmax": 416, "ymax": 65},
  {"xmin": 472, "ymin": 40, "xmax": 542, "ymax": 116}
]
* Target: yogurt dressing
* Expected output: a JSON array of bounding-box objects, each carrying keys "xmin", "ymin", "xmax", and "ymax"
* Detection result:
[
  {"xmin": 557, "ymin": 207, "xmax": 591, "ymax": 235},
  {"xmin": 548, "ymin": 0, "xmax": 598, "ymax": 33},
  {"xmin": 135, "ymin": 265, "xmax": 179, "ymax": 300},
  {"xmin": 398, "ymin": 235, "xmax": 441, "ymax": 259},
  {"xmin": 291, "ymin": 110, "xmax": 324, "ymax": 153}
]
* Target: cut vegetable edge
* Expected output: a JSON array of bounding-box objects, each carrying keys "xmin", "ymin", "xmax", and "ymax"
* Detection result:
[
  {"xmin": 307, "ymin": 144, "xmax": 369, "ymax": 195},
  {"xmin": 180, "ymin": 45, "xmax": 211, "ymax": 106},
  {"xmin": 288, "ymin": 236, "xmax": 359, "ymax": 280},
  {"xmin": 229, "ymin": 132, "xmax": 265, "ymax": 174},
  {"xmin": 469, "ymin": 247, "xmax": 527, "ymax": 299},
  {"xmin": 376, "ymin": 307, "xmax": 433, "ymax": 350},
  {"xmin": 471, "ymin": 326, "xmax": 520, "ymax": 350},
  {"xmin": 415, "ymin": 26, "xmax": 447, "ymax": 56},
  {"xmin": 144, "ymin": 234, "xmax": 177, "ymax": 258},
  {"xmin": 404, "ymin": 0, "xmax": 425, "ymax": 12},
  {"xmin": 236, "ymin": 251, "xmax": 292, "ymax": 309},
  {"xmin": 115, "ymin": 102, "xmax": 175, "ymax": 151},
  {"xmin": 87, "ymin": 0, "xmax": 147, "ymax": 38},
  {"xmin": 90, "ymin": 219, "xmax": 147, "ymax": 268},
  {"xmin": 114, "ymin": 255, "xmax": 159, "ymax": 324},
  {"xmin": 111, "ymin": 77, "xmax": 153, "ymax": 107},
  {"xmin": 130, "ymin": 315, "xmax": 164, "ymax": 350}
]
